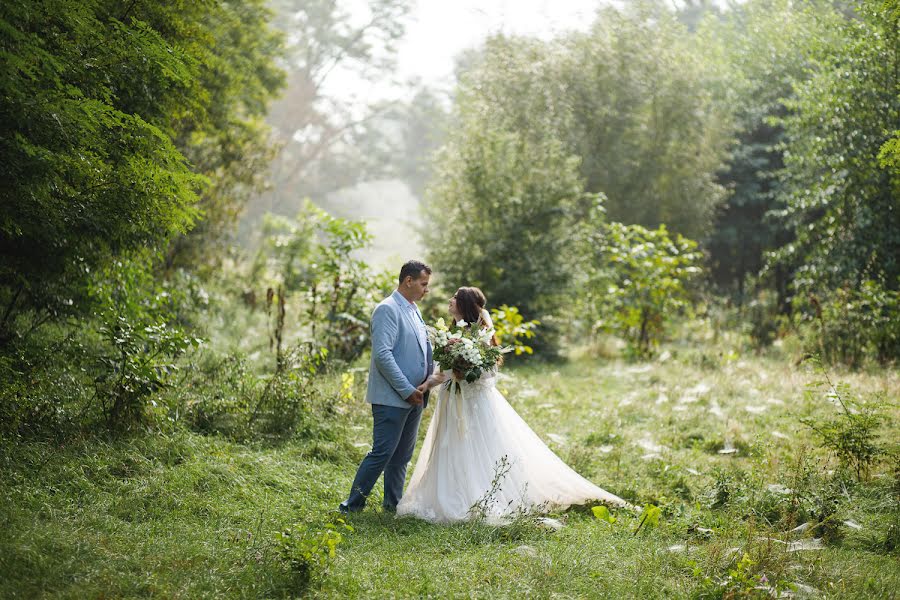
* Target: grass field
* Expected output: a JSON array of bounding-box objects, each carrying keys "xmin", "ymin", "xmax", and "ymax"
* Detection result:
[{"xmin": 1, "ymin": 334, "xmax": 897, "ymax": 598}]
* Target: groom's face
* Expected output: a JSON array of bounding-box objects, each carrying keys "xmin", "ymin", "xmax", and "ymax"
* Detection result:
[{"xmin": 405, "ymin": 271, "xmax": 431, "ymax": 302}]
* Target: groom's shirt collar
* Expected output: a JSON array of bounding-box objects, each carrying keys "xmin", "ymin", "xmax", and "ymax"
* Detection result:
[{"xmin": 392, "ymin": 289, "xmax": 417, "ymax": 310}]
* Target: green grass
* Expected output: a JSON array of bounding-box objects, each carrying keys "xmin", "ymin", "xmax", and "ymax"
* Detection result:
[{"xmin": 1, "ymin": 337, "xmax": 898, "ymax": 598}]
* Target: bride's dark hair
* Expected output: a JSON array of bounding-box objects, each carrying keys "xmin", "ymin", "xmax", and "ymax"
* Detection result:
[
  {"xmin": 453, "ymin": 286, "xmax": 486, "ymax": 326},
  {"xmin": 453, "ymin": 287, "xmax": 500, "ymax": 351}
]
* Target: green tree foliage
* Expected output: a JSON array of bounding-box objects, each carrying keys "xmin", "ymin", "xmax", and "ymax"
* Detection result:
[
  {"xmin": 561, "ymin": 3, "xmax": 733, "ymax": 240},
  {"xmin": 391, "ymin": 87, "xmax": 450, "ymax": 200},
  {"xmin": 426, "ymin": 5, "xmax": 729, "ymax": 355},
  {"xmin": 1, "ymin": 1, "xmax": 199, "ymax": 335},
  {"xmin": 161, "ymin": 1, "xmax": 285, "ymax": 267},
  {"xmin": 877, "ymin": 0, "xmax": 900, "ymax": 189},
  {"xmin": 244, "ymin": 0, "xmax": 412, "ymax": 232},
  {"xmin": 801, "ymin": 280, "xmax": 900, "ymax": 367},
  {"xmin": 424, "ymin": 119, "xmax": 587, "ymax": 322},
  {"xmin": 0, "ymin": 0, "xmax": 284, "ymax": 338},
  {"xmin": 700, "ymin": 1, "xmax": 841, "ymax": 303},
  {"xmin": 441, "ymin": 6, "xmax": 733, "ymax": 241},
  {"xmin": 769, "ymin": 1, "xmax": 900, "ymax": 298}
]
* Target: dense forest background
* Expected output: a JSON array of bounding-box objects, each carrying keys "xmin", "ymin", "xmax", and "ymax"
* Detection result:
[{"xmin": 0, "ymin": 0, "xmax": 898, "ymax": 597}]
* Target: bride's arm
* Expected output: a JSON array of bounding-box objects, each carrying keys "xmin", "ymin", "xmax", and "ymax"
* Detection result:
[{"xmin": 418, "ymin": 367, "xmax": 448, "ymax": 392}]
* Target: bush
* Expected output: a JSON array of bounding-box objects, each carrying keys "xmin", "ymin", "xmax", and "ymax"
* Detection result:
[
  {"xmin": 800, "ymin": 280, "xmax": 900, "ymax": 367},
  {"xmin": 490, "ymin": 304, "xmax": 540, "ymax": 356},
  {"xmin": 743, "ymin": 289, "xmax": 789, "ymax": 349},
  {"xmin": 256, "ymin": 202, "xmax": 394, "ymax": 364},
  {"xmin": 587, "ymin": 222, "xmax": 703, "ymax": 358},
  {"xmin": 182, "ymin": 344, "xmax": 336, "ymax": 444}
]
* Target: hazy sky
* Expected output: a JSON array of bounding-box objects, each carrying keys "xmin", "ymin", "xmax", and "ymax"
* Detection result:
[
  {"xmin": 323, "ymin": 0, "xmax": 605, "ymax": 107},
  {"xmin": 396, "ymin": 0, "xmax": 602, "ymax": 84}
]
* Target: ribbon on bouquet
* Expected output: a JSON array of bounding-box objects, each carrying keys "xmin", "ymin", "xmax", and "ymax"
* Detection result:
[{"xmin": 443, "ymin": 377, "xmax": 469, "ymax": 438}]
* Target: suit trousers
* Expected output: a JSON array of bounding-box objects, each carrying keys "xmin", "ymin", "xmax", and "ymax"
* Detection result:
[{"xmin": 341, "ymin": 402, "xmax": 424, "ymax": 511}]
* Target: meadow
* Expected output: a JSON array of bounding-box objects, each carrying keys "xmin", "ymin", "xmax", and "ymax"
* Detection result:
[{"xmin": 3, "ymin": 324, "xmax": 896, "ymax": 599}]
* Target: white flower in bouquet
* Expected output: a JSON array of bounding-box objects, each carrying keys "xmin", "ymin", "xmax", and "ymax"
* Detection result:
[{"xmin": 428, "ymin": 318, "xmax": 507, "ymax": 385}]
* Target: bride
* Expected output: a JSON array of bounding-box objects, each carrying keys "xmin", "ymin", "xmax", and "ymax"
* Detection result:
[{"xmin": 396, "ymin": 286, "xmax": 627, "ymax": 523}]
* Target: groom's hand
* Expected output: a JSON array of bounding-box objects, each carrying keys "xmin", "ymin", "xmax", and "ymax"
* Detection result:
[{"xmin": 406, "ymin": 389, "xmax": 424, "ymax": 406}]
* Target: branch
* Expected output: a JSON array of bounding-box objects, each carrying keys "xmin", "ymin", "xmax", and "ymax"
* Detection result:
[{"xmin": 0, "ymin": 283, "xmax": 24, "ymax": 335}]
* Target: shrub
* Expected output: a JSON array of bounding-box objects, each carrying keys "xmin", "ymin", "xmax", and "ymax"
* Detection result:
[
  {"xmin": 183, "ymin": 344, "xmax": 332, "ymax": 443},
  {"xmin": 800, "ymin": 280, "xmax": 900, "ymax": 367},
  {"xmin": 490, "ymin": 304, "xmax": 540, "ymax": 356},
  {"xmin": 256, "ymin": 202, "xmax": 393, "ymax": 363},
  {"xmin": 587, "ymin": 222, "xmax": 703, "ymax": 358}
]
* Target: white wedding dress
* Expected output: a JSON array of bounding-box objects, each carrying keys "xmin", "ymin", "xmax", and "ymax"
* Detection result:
[{"xmin": 396, "ymin": 311, "xmax": 626, "ymax": 524}]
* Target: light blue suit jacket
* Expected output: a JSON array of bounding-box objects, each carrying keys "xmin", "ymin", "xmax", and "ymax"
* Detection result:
[{"xmin": 365, "ymin": 290, "xmax": 433, "ymax": 408}]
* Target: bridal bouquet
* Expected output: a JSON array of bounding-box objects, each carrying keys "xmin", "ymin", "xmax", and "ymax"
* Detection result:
[{"xmin": 427, "ymin": 317, "xmax": 505, "ymax": 384}]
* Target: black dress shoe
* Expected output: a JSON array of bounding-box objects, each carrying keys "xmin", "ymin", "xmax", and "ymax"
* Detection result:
[{"xmin": 337, "ymin": 503, "xmax": 362, "ymax": 514}]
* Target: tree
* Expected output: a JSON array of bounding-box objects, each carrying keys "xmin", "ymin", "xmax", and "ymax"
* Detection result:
[
  {"xmin": 424, "ymin": 117, "xmax": 587, "ymax": 323},
  {"xmin": 560, "ymin": 2, "xmax": 733, "ymax": 240},
  {"xmin": 447, "ymin": 4, "xmax": 734, "ymax": 242},
  {"xmin": 768, "ymin": 1, "xmax": 900, "ymax": 297},
  {"xmin": 877, "ymin": 0, "xmax": 900, "ymax": 188},
  {"xmin": 700, "ymin": 0, "xmax": 841, "ymax": 304},
  {"xmin": 241, "ymin": 0, "xmax": 412, "ymax": 237},
  {"xmin": 159, "ymin": 0, "xmax": 285, "ymax": 268},
  {"xmin": 0, "ymin": 0, "xmax": 284, "ymax": 338},
  {"xmin": 424, "ymin": 3, "xmax": 735, "ymax": 357}
]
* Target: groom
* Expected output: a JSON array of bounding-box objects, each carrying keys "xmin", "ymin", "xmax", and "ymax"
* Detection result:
[{"xmin": 339, "ymin": 260, "xmax": 433, "ymax": 513}]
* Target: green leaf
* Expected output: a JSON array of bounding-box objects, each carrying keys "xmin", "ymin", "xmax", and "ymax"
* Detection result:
[{"xmin": 592, "ymin": 505, "xmax": 617, "ymax": 524}]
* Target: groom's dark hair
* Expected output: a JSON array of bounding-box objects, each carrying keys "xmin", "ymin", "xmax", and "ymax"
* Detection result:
[{"xmin": 398, "ymin": 260, "xmax": 431, "ymax": 284}]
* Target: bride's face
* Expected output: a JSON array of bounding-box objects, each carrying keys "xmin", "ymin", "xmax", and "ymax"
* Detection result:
[{"xmin": 448, "ymin": 293, "xmax": 459, "ymax": 318}]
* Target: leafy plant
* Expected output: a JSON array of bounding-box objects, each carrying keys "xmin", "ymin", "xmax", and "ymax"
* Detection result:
[
  {"xmin": 86, "ymin": 255, "xmax": 202, "ymax": 429},
  {"xmin": 693, "ymin": 551, "xmax": 794, "ymax": 599},
  {"xmin": 95, "ymin": 315, "xmax": 201, "ymax": 428},
  {"xmin": 0, "ymin": 0, "xmax": 284, "ymax": 334},
  {"xmin": 633, "ymin": 503, "xmax": 661, "ymax": 535},
  {"xmin": 250, "ymin": 344, "xmax": 329, "ymax": 439},
  {"xmin": 257, "ymin": 201, "xmax": 390, "ymax": 363},
  {"xmin": 490, "ymin": 305, "xmax": 540, "ymax": 356},
  {"xmin": 586, "ymin": 221, "xmax": 703, "ymax": 358},
  {"xmin": 274, "ymin": 515, "xmax": 354, "ymax": 589},
  {"xmin": 800, "ymin": 358, "xmax": 889, "ymax": 481},
  {"xmin": 592, "ymin": 505, "xmax": 617, "ymax": 525}
]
